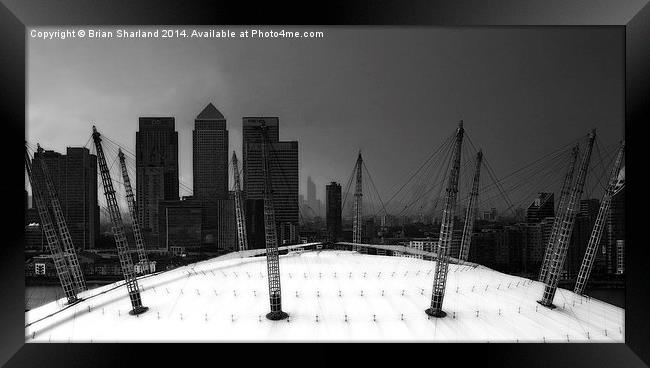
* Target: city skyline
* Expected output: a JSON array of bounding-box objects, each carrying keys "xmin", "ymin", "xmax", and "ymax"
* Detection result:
[{"xmin": 27, "ymin": 27, "xmax": 624, "ymax": 203}]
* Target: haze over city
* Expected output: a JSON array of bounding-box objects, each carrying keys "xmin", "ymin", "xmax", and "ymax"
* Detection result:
[{"xmin": 27, "ymin": 26, "xmax": 623, "ymax": 203}]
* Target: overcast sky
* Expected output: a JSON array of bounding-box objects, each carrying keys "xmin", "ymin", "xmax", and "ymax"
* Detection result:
[{"xmin": 27, "ymin": 26, "xmax": 623, "ymax": 205}]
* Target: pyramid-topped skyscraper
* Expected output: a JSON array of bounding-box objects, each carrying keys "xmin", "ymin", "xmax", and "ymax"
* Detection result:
[
  {"xmin": 194, "ymin": 103, "xmax": 228, "ymax": 199},
  {"xmin": 193, "ymin": 103, "xmax": 236, "ymax": 252},
  {"xmin": 196, "ymin": 102, "xmax": 225, "ymax": 121}
]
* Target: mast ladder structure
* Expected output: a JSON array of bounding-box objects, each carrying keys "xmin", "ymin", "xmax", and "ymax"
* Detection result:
[
  {"xmin": 539, "ymin": 131, "xmax": 595, "ymax": 308},
  {"xmin": 260, "ymin": 122, "xmax": 288, "ymax": 320},
  {"xmin": 352, "ymin": 152, "xmax": 363, "ymax": 248},
  {"xmin": 426, "ymin": 121, "xmax": 464, "ymax": 318},
  {"xmin": 232, "ymin": 152, "xmax": 249, "ymax": 252},
  {"xmin": 25, "ymin": 145, "xmax": 78, "ymax": 304},
  {"xmin": 118, "ymin": 148, "xmax": 150, "ymax": 274},
  {"xmin": 539, "ymin": 144, "xmax": 580, "ymax": 282},
  {"xmin": 458, "ymin": 150, "xmax": 482, "ymax": 261},
  {"xmin": 92, "ymin": 126, "xmax": 148, "ymax": 315},
  {"xmin": 36, "ymin": 145, "xmax": 86, "ymax": 293},
  {"xmin": 574, "ymin": 141, "xmax": 625, "ymax": 295}
]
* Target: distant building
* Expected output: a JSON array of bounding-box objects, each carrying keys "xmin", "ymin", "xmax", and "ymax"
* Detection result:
[
  {"xmin": 449, "ymin": 227, "xmax": 463, "ymax": 259},
  {"xmin": 579, "ymin": 199, "xmax": 600, "ymax": 222},
  {"xmin": 25, "ymin": 223, "xmax": 45, "ymax": 251},
  {"xmin": 192, "ymin": 103, "xmax": 231, "ymax": 248},
  {"xmin": 607, "ymin": 186, "xmax": 625, "ymax": 274},
  {"xmin": 158, "ymin": 198, "xmax": 202, "ymax": 254},
  {"xmin": 26, "ymin": 207, "xmax": 40, "ymax": 224},
  {"xmin": 245, "ymin": 199, "xmax": 266, "ymax": 249},
  {"xmin": 326, "ymin": 182, "xmax": 342, "ymax": 241},
  {"xmin": 514, "ymin": 207, "xmax": 526, "ymax": 222},
  {"xmin": 280, "ymin": 222, "xmax": 298, "ymax": 246},
  {"xmin": 136, "ymin": 117, "xmax": 179, "ymax": 248},
  {"xmin": 299, "ymin": 194, "xmax": 306, "ymax": 213},
  {"xmin": 363, "ymin": 217, "xmax": 376, "ymax": 243},
  {"xmin": 520, "ymin": 216, "xmax": 555, "ymax": 274},
  {"xmin": 26, "ymin": 255, "xmax": 56, "ymax": 278},
  {"xmin": 193, "ymin": 103, "xmax": 229, "ymax": 200},
  {"xmin": 468, "ymin": 229, "xmax": 499, "ymax": 265},
  {"xmin": 64, "ymin": 147, "xmax": 99, "ymax": 250},
  {"xmin": 496, "ymin": 225, "xmax": 525, "ymax": 274},
  {"xmin": 242, "ymin": 117, "xmax": 299, "ymax": 247},
  {"xmin": 538, "ymin": 217, "xmax": 555, "ymax": 264},
  {"xmin": 394, "ymin": 239, "xmax": 437, "ymax": 260},
  {"xmin": 32, "ymin": 147, "xmax": 99, "ymax": 250},
  {"xmin": 566, "ymin": 213, "xmax": 591, "ymax": 279},
  {"xmin": 564, "ymin": 198, "xmax": 607, "ymax": 279},
  {"xmin": 482, "ymin": 208, "xmax": 497, "ymax": 221},
  {"xmin": 400, "ymin": 240, "xmax": 426, "ymax": 259},
  {"xmin": 25, "ymin": 190, "xmax": 28, "ymax": 226},
  {"xmin": 526, "ymin": 193, "xmax": 554, "ymax": 223},
  {"xmin": 616, "ymin": 240, "xmax": 625, "ymax": 274},
  {"xmin": 215, "ymin": 191, "xmax": 237, "ymax": 252},
  {"xmin": 306, "ymin": 176, "xmax": 322, "ymax": 217}
]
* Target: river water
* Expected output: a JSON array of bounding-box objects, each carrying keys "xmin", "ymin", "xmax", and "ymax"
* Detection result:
[
  {"xmin": 25, "ymin": 283, "xmax": 107, "ymax": 311},
  {"xmin": 585, "ymin": 287, "xmax": 625, "ymax": 308}
]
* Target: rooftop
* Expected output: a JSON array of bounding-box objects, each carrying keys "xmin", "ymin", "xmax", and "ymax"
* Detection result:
[
  {"xmin": 25, "ymin": 250, "xmax": 624, "ymax": 342},
  {"xmin": 196, "ymin": 103, "xmax": 225, "ymax": 120}
]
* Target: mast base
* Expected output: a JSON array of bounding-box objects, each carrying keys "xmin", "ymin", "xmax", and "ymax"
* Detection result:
[
  {"xmin": 537, "ymin": 300, "xmax": 556, "ymax": 309},
  {"xmin": 129, "ymin": 306, "xmax": 149, "ymax": 316},
  {"xmin": 266, "ymin": 311, "xmax": 289, "ymax": 321},
  {"xmin": 65, "ymin": 297, "xmax": 83, "ymax": 306},
  {"xmin": 425, "ymin": 308, "xmax": 447, "ymax": 318}
]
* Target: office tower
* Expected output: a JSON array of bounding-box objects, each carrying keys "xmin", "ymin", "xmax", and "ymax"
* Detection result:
[
  {"xmin": 526, "ymin": 192, "xmax": 554, "ymax": 223},
  {"xmin": 326, "ymin": 182, "xmax": 342, "ymax": 241},
  {"xmin": 242, "ymin": 117, "xmax": 299, "ymax": 247},
  {"xmin": 136, "ymin": 117, "xmax": 179, "ymax": 248},
  {"xmin": 64, "ymin": 147, "xmax": 99, "ymax": 250},
  {"xmin": 33, "ymin": 147, "xmax": 99, "ymax": 250},
  {"xmin": 193, "ymin": 103, "xmax": 228, "ymax": 200},
  {"xmin": 192, "ymin": 103, "xmax": 231, "ymax": 248},
  {"xmin": 33, "ymin": 149, "xmax": 63, "ymax": 195}
]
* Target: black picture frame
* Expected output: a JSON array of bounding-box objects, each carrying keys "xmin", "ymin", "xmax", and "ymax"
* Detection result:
[{"xmin": 0, "ymin": 0, "xmax": 647, "ymax": 366}]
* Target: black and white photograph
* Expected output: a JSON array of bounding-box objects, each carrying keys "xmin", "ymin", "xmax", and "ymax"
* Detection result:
[{"xmin": 20, "ymin": 25, "xmax": 627, "ymax": 343}]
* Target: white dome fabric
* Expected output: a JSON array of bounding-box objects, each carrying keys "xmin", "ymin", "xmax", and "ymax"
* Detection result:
[{"xmin": 25, "ymin": 250, "xmax": 623, "ymax": 342}]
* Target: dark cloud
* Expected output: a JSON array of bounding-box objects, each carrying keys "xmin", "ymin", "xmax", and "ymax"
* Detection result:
[{"xmin": 28, "ymin": 26, "xmax": 623, "ymax": 202}]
